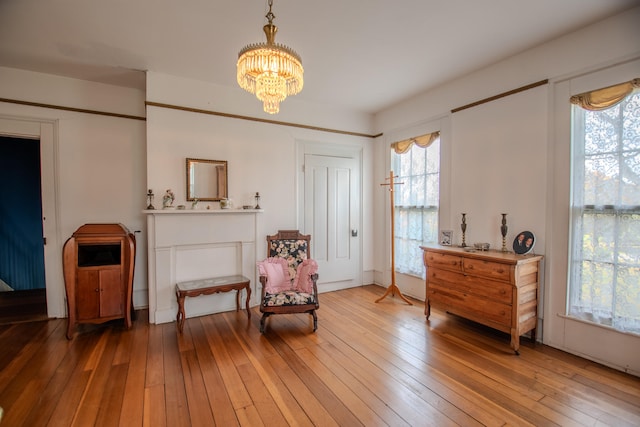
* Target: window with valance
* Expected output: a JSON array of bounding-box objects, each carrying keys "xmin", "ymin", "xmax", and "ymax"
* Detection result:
[
  {"xmin": 391, "ymin": 131, "xmax": 440, "ymax": 277},
  {"xmin": 568, "ymin": 78, "xmax": 640, "ymax": 334}
]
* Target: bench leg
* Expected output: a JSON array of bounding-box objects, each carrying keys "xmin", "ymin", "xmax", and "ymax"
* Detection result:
[{"xmin": 176, "ymin": 292, "xmax": 186, "ymax": 333}]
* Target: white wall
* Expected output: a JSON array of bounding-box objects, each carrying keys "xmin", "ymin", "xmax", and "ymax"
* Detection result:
[
  {"xmin": 373, "ymin": 7, "xmax": 640, "ymax": 373},
  {"xmin": 145, "ymin": 72, "xmax": 376, "ymax": 281},
  {"xmin": 0, "ymin": 67, "xmax": 149, "ymax": 313}
]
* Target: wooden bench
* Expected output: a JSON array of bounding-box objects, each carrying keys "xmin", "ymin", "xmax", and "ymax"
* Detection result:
[{"xmin": 175, "ymin": 275, "xmax": 251, "ymax": 333}]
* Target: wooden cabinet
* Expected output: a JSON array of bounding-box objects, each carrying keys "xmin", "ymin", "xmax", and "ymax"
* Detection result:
[
  {"xmin": 63, "ymin": 224, "xmax": 136, "ymax": 339},
  {"xmin": 421, "ymin": 244, "xmax": 542, "ymax": 354}
]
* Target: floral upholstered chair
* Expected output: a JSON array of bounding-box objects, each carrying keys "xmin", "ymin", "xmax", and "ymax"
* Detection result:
[{"xmin": 257, "ymin": 230, "xmax": 319, "ymax": 333}]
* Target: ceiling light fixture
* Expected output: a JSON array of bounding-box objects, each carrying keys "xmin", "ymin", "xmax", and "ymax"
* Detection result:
[{"xmin": 237, "ymin": 0, "xmax": 304, "ymax": 114}]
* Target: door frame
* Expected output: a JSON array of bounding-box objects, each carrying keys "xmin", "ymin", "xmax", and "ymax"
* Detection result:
[
  {"xmin": 296, "ymin": 140, "xmax": 363, "ymax": 289},
  {"xmin": 0, "ymin": 116, "xmax": 64, "ymax": 318}
]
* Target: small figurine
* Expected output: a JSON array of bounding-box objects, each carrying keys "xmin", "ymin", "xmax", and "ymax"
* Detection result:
[
  {"xmin": 191, "ymin": 198, "xmax": 199, "ymax": 209},
  {"xmin": 163, "ymin": 189, "xmax": 175, "ymax": 209}
]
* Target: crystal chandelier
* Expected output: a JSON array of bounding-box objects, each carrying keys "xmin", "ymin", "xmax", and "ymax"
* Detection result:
[{"xmin": 237, "ymin": 0, "xmax": 304, "ymax": 114}]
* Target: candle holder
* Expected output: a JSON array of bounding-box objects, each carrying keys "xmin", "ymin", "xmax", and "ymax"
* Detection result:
[
  {"xmin": 146, "ymin": 189, "xmax": 155, "ymax": 210},
  {"xmin": 254, "ymin": 192, "xmax": 261, "ymax": 209},
  {"xmin": 501, "ymin": 213, "xmax": 508, "ymax": 252},
  {"xmin": 460, "ymin": 213, "xmax": 467, "ymax": 247}
]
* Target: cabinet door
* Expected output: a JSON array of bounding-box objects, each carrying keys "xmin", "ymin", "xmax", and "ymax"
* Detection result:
[
  {"xmin": 99, "ymin": 269, "xmax": 124, "ymax": 317},
  {"xmin": 76, "ymin": 270, "xmax": 100, "ymax": 320}
]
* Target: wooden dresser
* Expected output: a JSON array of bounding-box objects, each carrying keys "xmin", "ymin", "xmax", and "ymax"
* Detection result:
[{"xmin": 420, "ymin": 244, "xmax": 542, "ymax": 354}]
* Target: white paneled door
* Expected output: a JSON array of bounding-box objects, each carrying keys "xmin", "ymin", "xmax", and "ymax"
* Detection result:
[{"xmin": 304, "ymin": 154, "xmax": 361, "ymax": 292}]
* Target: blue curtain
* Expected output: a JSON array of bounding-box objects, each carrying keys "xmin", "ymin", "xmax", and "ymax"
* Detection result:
[{"xmin": 0, "ymin": 136, "xmax": 45, "ymax": 290}]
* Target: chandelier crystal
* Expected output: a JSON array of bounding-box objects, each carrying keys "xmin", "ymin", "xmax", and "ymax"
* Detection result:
[{"xmin": 237, "ymin": 0, "xmax": 303, "ymax": 114}]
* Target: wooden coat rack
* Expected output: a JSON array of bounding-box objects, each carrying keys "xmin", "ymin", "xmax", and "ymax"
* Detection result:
[{"xmin": 375, "ymin": 171, "xmax": 413, "ymax": 305}]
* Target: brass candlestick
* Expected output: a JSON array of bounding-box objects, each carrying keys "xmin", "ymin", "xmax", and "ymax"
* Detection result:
[
  {"xmin": 460, "ymin": 213, "xmax": 467, "ymax": 247},
  {"xmin": 501, "ymin": 213, "xmax": 508, "ymax": 252},
  {"xmin": 146, "ymin": 189, "xmax": 155, "ymax": 210}
]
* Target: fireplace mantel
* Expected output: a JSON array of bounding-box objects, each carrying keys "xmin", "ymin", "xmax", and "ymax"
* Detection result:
[
  {"xmin": 143, "ymin": 208, "xmax": 263, "ymax": 215},
  {"xmin": 145, "ymin": 209, "xmax": 263, "ymax": 324}
]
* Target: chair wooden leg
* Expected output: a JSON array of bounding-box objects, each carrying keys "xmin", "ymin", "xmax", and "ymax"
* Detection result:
[
  {"xmin": 312, "ymin": 310, "xmax": 317, "ymax": 332},
  {"xmin": 260, "ymin": 314, "xmax": 267, "ymax": 333}
]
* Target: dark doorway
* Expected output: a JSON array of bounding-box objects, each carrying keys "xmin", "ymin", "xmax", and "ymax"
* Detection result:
[{"xmin": 0, "ymin": 136, "xmax": 47, "ymax": 323}]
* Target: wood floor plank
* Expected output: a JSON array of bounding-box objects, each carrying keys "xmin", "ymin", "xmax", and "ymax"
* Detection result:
[
  {"xmin": 221, "ymin": 313, "xmax": 315, "ymax": 427},
  {"xmin": 162, "ymin": 322, "xmax": 192, "ymax": 427},
  {"xmin": 119, "ymin": 318, "xmax": 150, "ymax": 426},
  {"xmin": 180, "ymin": 349, "xmax": 216, "ymax": 426},
  {"xmin": 0, "ymin": 320, "xmax": 62, "ymax": 395},
  {"xmin": 144, "ymin": 320, "xmax": 164, "ymax": 388},
  {"xmin": 319, "ymin": 305, "xmax": 521, "ymax": 426},
  {"xmin": 321, "ymin": 300, "xmax": 497, "ymax": 426},
  {"xmin": 94, "ymin": 362, "xmax": 129, "ymax": 427},
  {"xmin": 143, "ymin": 384, "xmax": 166, "ymax": 427},
  {"xmin": 71, "ymin": 330, "xmax": 119, "ymax": 426},
  {"xmin": 295, "ymin": 346, "xmax": 390, "ymax": 426},
  {"xmin": 189, "ymin": 318, "xmax": 239, "ymax": 427},
  {"xmin": 201, "ymin": 315, "xmax": 254, "ymax": 411},
  {"xmin": 0, "ymin": 285, "xmax": 638, "ymax": 427}
]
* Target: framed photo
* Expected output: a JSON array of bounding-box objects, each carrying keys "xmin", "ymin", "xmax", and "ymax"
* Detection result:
[
  {"xmin": 440, "ymin": 230, "xmax": 453, "ymax": 246},
  {"xmin": 513, "ymin": 230, "xmax": 535, "ymax": 254}
]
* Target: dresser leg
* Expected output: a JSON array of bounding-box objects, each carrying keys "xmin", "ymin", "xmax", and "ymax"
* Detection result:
[{"xmin": 511, "ymin": 329, "xmax": 520, "ymax": 355}]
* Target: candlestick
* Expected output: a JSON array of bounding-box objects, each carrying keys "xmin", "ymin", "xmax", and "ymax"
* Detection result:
[
  {"xmin": 501, "ymin": 213, "xmax": 508, "ymax": 252},
  {"xmin": 460, "ymin": 213, "xmax": 467, "ymax": 247}
]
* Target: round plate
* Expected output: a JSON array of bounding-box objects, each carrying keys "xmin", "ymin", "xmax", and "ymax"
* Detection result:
[{"xmin": 513, "ymin": 231, "xmax": 535, "ymax": 254}]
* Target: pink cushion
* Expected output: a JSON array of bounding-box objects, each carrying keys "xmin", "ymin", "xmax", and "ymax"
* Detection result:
[
  {"xmin": 292, "ymin": 259, "xmax": 318, "ymax": 293},
  {"xmin": 257, "ymin": 257, "xmax": 292, "ymax": 293}
]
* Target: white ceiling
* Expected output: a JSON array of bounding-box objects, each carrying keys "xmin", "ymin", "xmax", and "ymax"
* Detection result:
[{"xmin": 1, "ymin": 0, "xmax": 638, "ymax": 114}]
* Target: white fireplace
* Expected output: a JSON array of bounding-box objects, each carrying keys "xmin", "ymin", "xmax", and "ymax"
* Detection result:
[{"xmin": 145, "ymin": 209, "xmax": 263, "ymax": 324}]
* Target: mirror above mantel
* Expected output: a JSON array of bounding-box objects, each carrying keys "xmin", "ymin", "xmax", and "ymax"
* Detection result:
[{"xmin": 186, "ymin": 158, "xmax": 228, "ymax": 201}]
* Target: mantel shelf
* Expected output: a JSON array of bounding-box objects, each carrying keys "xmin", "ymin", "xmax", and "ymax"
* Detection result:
[{"xmin": 143, "ymin": 209, "xmax": 263, "ymax": 215}]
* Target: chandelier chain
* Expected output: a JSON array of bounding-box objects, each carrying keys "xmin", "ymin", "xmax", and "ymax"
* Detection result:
[{"xmin": 266, "ymin": 0, "xmax": 275, "ymax": 24}]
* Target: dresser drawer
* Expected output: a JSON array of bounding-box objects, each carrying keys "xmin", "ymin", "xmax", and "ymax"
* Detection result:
[
  {"xmin": 463, "ymin": 258, "xmax": 512, "ymax": 282},
  {"xmin": 428, "ymin": 284, "xmax": 512, "ymax": 328},
  {"xmin": 427, "ymin": 267, "xmax": 512, "ymax": 304},
  {"xmin": 424, "ymin": 251, "xmax": 462, "ymax": 272}
]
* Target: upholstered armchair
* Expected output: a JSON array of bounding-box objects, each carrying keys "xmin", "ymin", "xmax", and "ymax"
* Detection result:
[{"xmin": 257, "ymin": 230, "xmax": 319, "ymax": 333}]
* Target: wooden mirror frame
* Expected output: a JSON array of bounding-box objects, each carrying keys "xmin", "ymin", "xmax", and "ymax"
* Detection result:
[{"xmin": 185, "ymin": 158, "xmax": 228, "ymax": 201}]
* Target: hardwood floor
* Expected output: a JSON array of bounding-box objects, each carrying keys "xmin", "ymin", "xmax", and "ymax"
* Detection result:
[
  {"xmin": 0, "ymin": 289, "xmax": 47, "ymax": 325},
  {"xmin": 0, "ymin": 285, "xmax": 638, "ymax": 426}
]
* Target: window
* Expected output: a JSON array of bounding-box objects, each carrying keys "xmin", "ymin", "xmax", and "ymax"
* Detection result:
[
  {"xmin": 569, "ymin": 82, "xmax": 640, "ymax": 334},
  {"xmin": 391, "ymin": 133, "xmax": 440, "ymax": 277}
]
